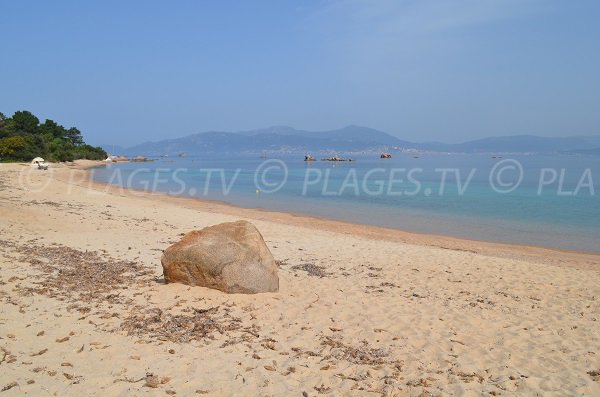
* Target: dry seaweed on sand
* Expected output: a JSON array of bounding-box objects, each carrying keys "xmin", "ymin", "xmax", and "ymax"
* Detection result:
[
  {"xmin": 120, "ymin": 306, "xmax": 243, "ymax": 344},
  {"xmin": 1, "ymin": 382, "xmax": 18, "ymax": 392},
  {"xmin": 1, "ymin": 239, "xmax": 153, "ymax": 303},
  {"xmin": 291, "ymin": 263, "xmax": 330, "ymax": 278},
  {"xmin": 2, "ymin": 238, "xmax": 249, "ymax": 345},
  {"xmin": 320, "ymin": 335, "xmax": 390, "ymax": 366}
]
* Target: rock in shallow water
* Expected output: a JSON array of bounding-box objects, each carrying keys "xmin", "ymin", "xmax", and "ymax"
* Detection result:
[{"xmin": 161, "ymin": 220, "xmax": 279, "ymax": 294}]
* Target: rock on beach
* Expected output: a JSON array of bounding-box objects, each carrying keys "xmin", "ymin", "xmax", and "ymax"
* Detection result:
[{"xmin": 161, "ymin": 221, "xmax": 279, "ymax": 294}]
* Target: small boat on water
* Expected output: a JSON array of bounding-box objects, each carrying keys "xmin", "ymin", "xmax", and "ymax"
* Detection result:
[
  {"xmin": 322, "ymin": 156, "xmax": 347, "ymax": 162},
  {"xmin": 380, "ymin": 153, "xmax": 392, "ymax": 159},
  {"xmin": 304, "ymin": 154, "xmax": 315, "ymax": 161}
]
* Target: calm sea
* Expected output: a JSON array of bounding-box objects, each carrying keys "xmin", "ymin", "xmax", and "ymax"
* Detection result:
[{"xmin": 91, "ymin": 154, "xmax": 600, "ymax": 253}]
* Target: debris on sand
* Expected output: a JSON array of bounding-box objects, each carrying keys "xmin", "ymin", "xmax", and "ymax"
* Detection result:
[
  {"xmin": 144, "ymin": 373, "xmax": 160, "ymax": 388},
  {"xmin": 320, "ymin": 336, "xmax": 390, "ymax": 366},
  {"xmin": 291, "ymin": 263, "xmax": 330, "ymax": 278},
  {"xmin": 2, "ymin": 240, "xmax": 153, "ymax": 304},
  {"xmin": 30, "ymin": 348, "xmax": 48, "ymax": 357},
  {"xmin": 314, "ymin": 384, "xmax": 331, "ymax": 393},
  {"xmin": 1, "ymin": 382, "xmax": 18, "ymax": 392},
  {"xmin": 1, "ymin": 239, "xmax": 253, "ymax": 346},
  {"xmin": 0, "ymin": 347, "xmax": 15, "ymax": 364},
  {"xmin": 143, "ymin": 373, "xmax": 171, "ymax": 388},
  {"xmin": 120, "ymin": 306, "xmax": 242, "ymax": 344}
]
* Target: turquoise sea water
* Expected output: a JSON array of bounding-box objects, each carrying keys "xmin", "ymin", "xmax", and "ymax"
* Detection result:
[{"xmin": 91, "ymin": 154, "xmax": 600, "ymax": 252}]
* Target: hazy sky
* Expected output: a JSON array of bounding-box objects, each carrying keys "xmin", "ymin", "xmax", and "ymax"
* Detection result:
[{"xmin": 1, "ymin": 0, "xmax": 599, "ymax": 146}]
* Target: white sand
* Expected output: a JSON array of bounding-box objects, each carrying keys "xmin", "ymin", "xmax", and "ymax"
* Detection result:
[{"xmin": 1, "ymin": 161, "xmax": 599, "ymax": 396}]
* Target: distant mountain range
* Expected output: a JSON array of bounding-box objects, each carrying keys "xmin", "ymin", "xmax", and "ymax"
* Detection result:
[{"xmin": 103, "ymin": 125, "xmax": 600, "ymax": 156}]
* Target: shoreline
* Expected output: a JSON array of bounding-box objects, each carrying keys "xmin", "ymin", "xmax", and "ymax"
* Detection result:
[{"xmin": 73, "ymin": 160, "xmax": 600, "ymax": 269}]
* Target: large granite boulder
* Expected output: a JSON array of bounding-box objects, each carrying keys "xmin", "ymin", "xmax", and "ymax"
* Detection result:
[{"xmin": 161, "ymin": 220, "xmax": 279, "ymax": 294}]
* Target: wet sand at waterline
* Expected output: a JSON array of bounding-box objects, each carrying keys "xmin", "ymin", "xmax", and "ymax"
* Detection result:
[{"xmin": 1, "ymin": 161, "xmax": 599, "ymax": 396}]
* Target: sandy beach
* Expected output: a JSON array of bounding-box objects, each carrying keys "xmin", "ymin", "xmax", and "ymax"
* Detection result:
[{"xmin": 1, "ymin": 161, "xmax": 599, "ymax": 396}]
